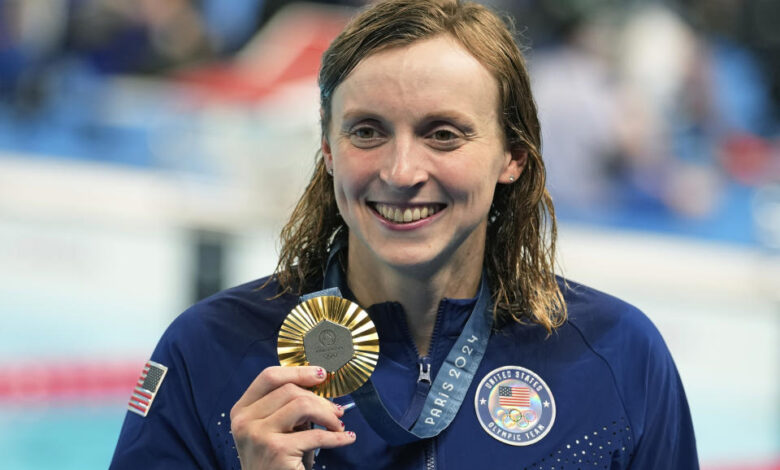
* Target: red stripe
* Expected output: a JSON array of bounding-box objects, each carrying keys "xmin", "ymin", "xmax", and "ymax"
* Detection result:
[
  {"xmin": 500, "ymin": 395, "xmax": 531, "ymax": 406},
  {"xmin": 134, "ymin": 388, "xmax": 153, "ymax": 399},
  {"xmin": 130, "ymin": 395, "xmax": 150, "ymax": 406},
  {"xmin": 0, "ymin": 360, "xmax": 152, "ymax": 403},
  {"xmin": 128, "ymin": 401, "xmax": 147, "ymax": 413}
]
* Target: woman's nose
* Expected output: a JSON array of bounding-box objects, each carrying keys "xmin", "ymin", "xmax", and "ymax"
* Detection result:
[{"xmin": 378, "ymin": 136, "xmax": 428, "ymax": 189}]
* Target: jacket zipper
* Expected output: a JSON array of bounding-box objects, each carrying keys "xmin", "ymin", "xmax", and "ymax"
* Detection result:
[
  {"xmin": 418, "ymin": 361, "xmax": 436, "ymax": 470},
  {"xmin": 418, "ymin": 360, "xmax": 432, "ymax": 382},
  {"xmin": 398, "ymin": 357, "xmax": 433, "ymax": 428},
  {"xmin": 424, "ymin": 438, "xmax": 437, "ymax": 470},
  {"xmin": 397, "ymin": 299, "xmax": 444, "ymax": 428},
  {"xmin": 397, "ymin": 302, "xmax": 446, "ymax": 470},
  {"xmin": 418, "ymin": 307, "xmax": 442, "ymax": 470}
]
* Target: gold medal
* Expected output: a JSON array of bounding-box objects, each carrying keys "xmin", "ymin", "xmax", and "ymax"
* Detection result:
[{"xmin": 277, "ymin": 296, "xmax": 379, "ymax": 398}]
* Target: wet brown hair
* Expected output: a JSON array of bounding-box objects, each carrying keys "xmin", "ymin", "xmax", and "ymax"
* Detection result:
[{"xmin": 273, "ymin": 0, "xmax": 566, "ymax": 332}]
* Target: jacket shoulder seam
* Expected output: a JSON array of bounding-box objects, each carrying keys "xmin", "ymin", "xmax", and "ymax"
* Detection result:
[{"xmin": 566, "ymin": 318, "xmax": 639, "ymax": 449}]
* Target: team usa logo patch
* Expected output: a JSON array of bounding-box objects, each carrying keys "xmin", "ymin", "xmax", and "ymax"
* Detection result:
[
  {"xmin": 474, "ymin": 365, "xmax": 555, "ymax": 446},
  {"xmin": 127, "ymin": 360, "xmax": 168, "ymax": 417}
]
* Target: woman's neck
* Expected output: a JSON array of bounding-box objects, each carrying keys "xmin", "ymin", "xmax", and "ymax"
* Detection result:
[{"xmin": 346, "ymin": 239, "xmax": 483, "ymax": 356}]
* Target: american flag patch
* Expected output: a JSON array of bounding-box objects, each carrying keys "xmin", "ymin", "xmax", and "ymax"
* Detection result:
[
  {"xmin": 127, "ymin": 360, "xmax": 168, "ymax": 417},
  {"xmin": 498, "ymin": 386, "xmax": 531, "ymax": 408}
]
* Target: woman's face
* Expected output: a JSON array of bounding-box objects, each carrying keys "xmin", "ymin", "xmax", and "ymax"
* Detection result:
[{"xmin": 323, "ymin": 35, "xmax": 521, "ymax": 274}]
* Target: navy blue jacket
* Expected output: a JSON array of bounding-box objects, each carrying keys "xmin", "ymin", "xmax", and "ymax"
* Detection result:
[{"xmin": 111, "ymin": 276, "xmax": 698, "ymax": 469}]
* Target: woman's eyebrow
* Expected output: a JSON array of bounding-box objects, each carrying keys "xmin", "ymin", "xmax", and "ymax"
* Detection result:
[
  {"xmin": 418, "ymin": 111, "xmax": 477, "ymax": 133},
  {"xmin": 340, "ymin": 109, "xmax": 477, "ymax": 128},
  {"xmin": 340, "ymin": 109, "xmax": 384, "ymax": 126}
]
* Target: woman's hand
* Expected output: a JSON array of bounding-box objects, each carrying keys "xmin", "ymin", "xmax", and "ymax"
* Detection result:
[{"xmin": 230, "ymin": 366, "xmax": 356, "ymax": 470}]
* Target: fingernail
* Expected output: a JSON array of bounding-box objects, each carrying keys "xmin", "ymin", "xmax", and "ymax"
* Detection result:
[
  {"xmin": 347, "ymin": 431, "xmax": 356, "ymax": 439},
  {"xmin": 339, "ymin": 420, "xmax": 345, "ymax": 428},
  {"xmin": 336, "ymin": 404, "xmax": 343, "ymax": 411},
  {"xmin": 315, "ymin": 367, "xmax": 325, "ymax": 378}
]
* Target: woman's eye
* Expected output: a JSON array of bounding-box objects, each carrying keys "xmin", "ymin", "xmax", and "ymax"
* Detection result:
[
  {"xmin": 348, "ymin": 126, "xmax": 385, "ymax": 148},
  {"xmin": 354, "ymin": 128, "xmax": 378, "ymax": 139},
  {"xmin": 432, "ymin": 129, "xmax": 456, "ymax": 141},
  {"xmin": 428, "ymin": 128, "xmax": 463, "ymax": 150}
]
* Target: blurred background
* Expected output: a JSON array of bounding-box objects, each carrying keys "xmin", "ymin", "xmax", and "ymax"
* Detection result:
[{"xmin": 0, "ymin": 0, "xmax": 777, "ymax": 468}]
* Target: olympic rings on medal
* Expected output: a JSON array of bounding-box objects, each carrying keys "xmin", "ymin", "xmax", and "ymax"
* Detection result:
[{"xmin": 495, "ymin": 407, "xmax": 537, "ymax": 429}]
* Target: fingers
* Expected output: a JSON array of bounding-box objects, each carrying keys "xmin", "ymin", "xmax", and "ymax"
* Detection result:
[
  {"xmin": 268, "ymin": 395, "xmax": 345, "ymax": 432},
  {"xmin": 286, "ymin": 428, "xmax": 357, "ymax": 454},
  {"xmin": 229, "ymin": 365, "xmax": 356, "ymax": 469},
  {"xmin": 234, "ymin": 366, "xmax": 326, "ymax": 411},
  {"xmin": 242, "ymin": 382, "xmax": 341, "ymax": 422}
]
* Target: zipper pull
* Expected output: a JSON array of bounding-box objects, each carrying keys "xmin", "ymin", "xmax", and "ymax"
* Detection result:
[{"xmin": 418, "ymin": 361, "xmax": 432, "ymax": 383}]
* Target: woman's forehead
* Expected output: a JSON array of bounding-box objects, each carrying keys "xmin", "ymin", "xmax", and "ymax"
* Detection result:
[{"xmin": 330, "ymin": 35, "xmax": 500, "ymax": 121}]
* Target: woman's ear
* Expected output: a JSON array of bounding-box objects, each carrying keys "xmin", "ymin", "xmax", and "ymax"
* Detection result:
[
  {"xmin": 498, "ymin": 147, "xmax": 528, "ymax": 183},
  {"xmin": 320, "ymin": 108, "xmax": 334, "ymax": 173},
  {"xmin": 321, "ymin": 135, "xmax": 333, "ymax": 173}
]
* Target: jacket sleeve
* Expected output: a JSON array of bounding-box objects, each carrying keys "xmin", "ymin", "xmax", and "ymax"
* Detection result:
[
  {"xmin": 626, "ymin": 323, "xmax": 699, "ymax": 469},
  {"xmin": 110, "ymin": 317, "xmax": 220, "ymax": 469}
]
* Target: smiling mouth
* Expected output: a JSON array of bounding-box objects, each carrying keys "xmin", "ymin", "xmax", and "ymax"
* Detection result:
[{"xmin": 370, "ymin": 202, "xmax": 446, "ymax": 224}]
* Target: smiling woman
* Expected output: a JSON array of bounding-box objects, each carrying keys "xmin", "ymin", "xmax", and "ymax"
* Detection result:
[
  {"xmin": 280, "ymin": 1, "xmax": 565, "ymax": 336},
  {"xmin": 110, "ymin": 1, "xmax": 699, "ymax": 469}
]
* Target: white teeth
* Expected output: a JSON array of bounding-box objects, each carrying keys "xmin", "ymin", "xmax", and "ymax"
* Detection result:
[{"xmin": 375, "ymin": 203, "xmax": 441, "ymax": 223}]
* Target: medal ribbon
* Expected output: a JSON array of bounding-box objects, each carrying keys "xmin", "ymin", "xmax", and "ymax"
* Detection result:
[{"xmin": 302, "ymin": 242, "xmax": 493, "ymax": 445}]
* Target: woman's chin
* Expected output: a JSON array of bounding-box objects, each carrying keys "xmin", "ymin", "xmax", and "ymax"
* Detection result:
[
  {"xmin": 376, "ymin": 251, "xmax": 432, "ymax": 269},
  {"xmin": 365, "ymin": 246, "xmax": 451, "ymax": 276}
]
